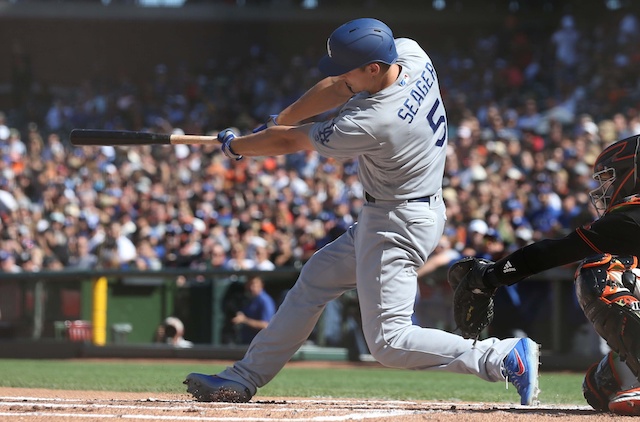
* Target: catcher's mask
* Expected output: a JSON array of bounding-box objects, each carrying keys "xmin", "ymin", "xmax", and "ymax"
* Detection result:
[{"xmin": 590, "ymin": 135, "xmax": 640, "ymax": 217}]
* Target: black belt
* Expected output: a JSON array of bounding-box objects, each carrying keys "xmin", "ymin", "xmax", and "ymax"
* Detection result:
[{"xmin": 365, "ymin": 192, "xmax": 432, "ymax": 204}]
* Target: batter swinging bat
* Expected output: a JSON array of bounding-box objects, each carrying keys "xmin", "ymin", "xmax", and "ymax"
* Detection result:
[{"xmin": 69, "ymin": 129, "xmax": 218, "ymax": 146}]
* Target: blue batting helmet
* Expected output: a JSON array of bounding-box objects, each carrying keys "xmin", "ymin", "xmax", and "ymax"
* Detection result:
[{"xmin": 318, "ymin": 18, "xmax": 398, "ymax": 77}]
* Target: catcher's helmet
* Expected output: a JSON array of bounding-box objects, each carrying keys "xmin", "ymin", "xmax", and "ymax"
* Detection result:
[
  {"xmin": 590, "ymin": 135, "xmax": 640, "ymax": 216},
  {"xmin": 318, "ymin": 18, "xmax": 398, "ymax": 77}
]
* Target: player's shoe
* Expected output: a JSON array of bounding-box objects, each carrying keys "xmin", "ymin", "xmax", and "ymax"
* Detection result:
[
  {"xmin": 502, "ymin": 338, "xmax": 540, "ymax": 405},
  {"xmin": 609, "ymin": 387, "xmax": 640, "ymax": 415},
  {"xmin": 183, "ymin": 373, "xmax": 252, "ymax": 403}
]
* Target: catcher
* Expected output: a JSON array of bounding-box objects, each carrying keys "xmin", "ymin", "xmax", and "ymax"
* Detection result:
[{"xmin": 448, "ymin": 134, "xmax": 640, "ymax": 415}]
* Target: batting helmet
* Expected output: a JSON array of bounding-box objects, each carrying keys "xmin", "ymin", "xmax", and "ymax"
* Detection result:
[
  {"xmin": 590, "ymin": 135, "xmax": 640, "ymax": 216},
  {"xmin": 318, "ymin": 18, "xmax": 398, "ymax": 77}
]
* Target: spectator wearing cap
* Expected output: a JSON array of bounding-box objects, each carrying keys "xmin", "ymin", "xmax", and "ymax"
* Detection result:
[
  {"xmin": 175, "ymin": 222, "xmax": 204, "ymax": 266},
  {"xmin": 529, "ymin": 183, "xmax": 563, "ymax": 237},
  {"xmin": 463, "ymin": 219, "xmax": 489, "ymax": 256},
  {"xmin": 478, "ymin": 228, "xmax": 506, "ymax": 262},
  {"xmin": 504, "ymin": 198, "xmax": 531, "ymax": 231},
  {"xmin": 162, "ymin": 222, "xmax": 185, "ymax": 268},
  {"xmin": 513, "ymin": 227, "xmax": 534, "ymax": 249}
]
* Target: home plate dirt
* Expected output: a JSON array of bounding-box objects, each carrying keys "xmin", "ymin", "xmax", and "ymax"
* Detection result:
[{"xmin": 0, "ymin": 387, "xmax": 615, "ymax": 421}]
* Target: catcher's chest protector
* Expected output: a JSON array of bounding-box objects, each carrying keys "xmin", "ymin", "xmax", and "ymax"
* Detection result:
[{"xmin": 575, "ymin": 254, "xmax": 640, "ymax": 378}]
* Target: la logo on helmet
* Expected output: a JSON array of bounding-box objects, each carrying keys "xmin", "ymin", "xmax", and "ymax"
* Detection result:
[{"xmin": 326, "ymin": 39, "xmax": 332, "ymax": 58}]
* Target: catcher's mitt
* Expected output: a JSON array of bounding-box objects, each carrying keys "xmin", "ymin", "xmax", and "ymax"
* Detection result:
[{"xmin": 447, "ymin": 257, "xmax": 497, "ymax": 339}]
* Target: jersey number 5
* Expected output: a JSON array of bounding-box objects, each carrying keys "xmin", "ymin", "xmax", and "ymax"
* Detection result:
[{"xmin": 427, "ymin": 99, "xmax": 446, "ymax": 147}]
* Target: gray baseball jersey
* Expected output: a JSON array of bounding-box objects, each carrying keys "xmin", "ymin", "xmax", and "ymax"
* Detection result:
[
  {"xmin": 219, "ymin": 37, "xmax": 522, "ymax": 397},
  {"xmin": 308, "ymin": 38, "xmax": 447, "ymax": 201}
]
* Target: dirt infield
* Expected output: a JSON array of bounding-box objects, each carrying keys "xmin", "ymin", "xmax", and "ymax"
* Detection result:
[{"xmin": 0, "ymin": 387, "xmax": 618, "ymax": 421}]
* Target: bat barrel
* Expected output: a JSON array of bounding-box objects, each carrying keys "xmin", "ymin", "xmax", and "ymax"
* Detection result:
[{"xmin": 70, "ymin": 129, "xmax": 171, "ymax": 146}]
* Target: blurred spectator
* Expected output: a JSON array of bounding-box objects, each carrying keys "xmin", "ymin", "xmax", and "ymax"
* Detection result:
[
  {"xmin": 253, "ymin": 244, "xmax": 275, "ymax": 271},
  {"xmin": 134, "ymin": 238, "xmax": 162, "ymax": 270},
  {"xmin": 0, "ymin": 250, "xmax": 21, "ymax": 273},
  {"xmin": 517, "ymin": 98, "xmax": 543, "ymax": 133},
  {"xmin": 155, "ymin": 316, "xmax": 193, "ymax": 348},
  {"xmin": 231, "ymin": 275, "xmax": 276, "ymax": 344},
  {"xmin": 92, "ymin": 221, "xmax": 137, "ymax": 268},
  {"xmin": 225, "ymin": 243, "xmax": 255, "ymax": 271},
  {"xmin": 0, "ymin": 112, "xmax": 10, "ymax": 141},
  {"xmin": 67, "ymin": 236, "xmax": 98, "ymax": 269},
  {"xmin": 463, "ymin": 219, "xmax": 489, "ymax": 256},
  {"xmin": 208, "ymin": 242, "xmax": 229, "ymax": 269},
  {"xmin": 270, "ymin": 232, "xmax": 300, "ymax": 268},
  {"xmin": 550, "ymin": 14, "xmax": 581, "ymax": 86}
]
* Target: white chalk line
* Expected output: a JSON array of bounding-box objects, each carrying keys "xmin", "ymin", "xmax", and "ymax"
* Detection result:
[
  {"xmin": 0, "ymin": 396, "xmax": 595, "ymax": 421},
  {"xmin": 0, "ymin": 398, "xmax": 415, "ymax": 413},
  {"xmin": 0, "ymin": 397, "xmax": 423, "ymax": 421},
  {"xmin": 0, "ymin": 410, "xmax": 418, "ymax": 421},
  {"xmin": 0, "ymin": 395, "xmax": 592, "ymax": 409},
  {"xmin": 0, "ymin": 396, "xmax": 594, "ymax": 411}
]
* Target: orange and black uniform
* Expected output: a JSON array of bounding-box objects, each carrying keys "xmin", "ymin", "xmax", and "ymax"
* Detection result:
[{"xmin": 486, "ymin": 196, "xmax": 640, "ymax": 287}]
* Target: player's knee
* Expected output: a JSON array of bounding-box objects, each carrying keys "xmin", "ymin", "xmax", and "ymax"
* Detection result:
[
  {"xmin": 360, "ymin": 331, "xmax": 400, "ymax": 367},
  {"xmin": 583, "ymin": 353, "xmax": 620, "ymax": 411},
  {"xmin": 367, "ymin": 346, "xmax": 403, "ymax": 368},
  {"xmin": 575, "ymin": 254, "xmax": 640, "ymax": 326},
  {"xmin": 365, "ymin": 333, "xmax": 418, "ymax": 368}
]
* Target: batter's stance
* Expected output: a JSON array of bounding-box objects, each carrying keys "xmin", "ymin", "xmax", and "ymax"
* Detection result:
[{"xmin": 184, "ymin": 18, "xmax": 539, "ymax": 405}]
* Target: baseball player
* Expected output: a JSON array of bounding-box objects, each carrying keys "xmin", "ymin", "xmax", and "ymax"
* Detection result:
[
  {"xmin": 183, "ymin": 18, "xmax": 539, "ymax": 405},
  {"xmin": 448, "ymin": 134, "xmax": 640, "ymax": 415}
]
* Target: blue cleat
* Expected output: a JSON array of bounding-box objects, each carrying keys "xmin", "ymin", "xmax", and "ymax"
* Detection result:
[
  {"xmin": 183, "ymin": 373, "xmax": 252, "ymax": 403},
  {"xmin": 502, "ymin": 338, "xmax": 540, "ymax": 405}
]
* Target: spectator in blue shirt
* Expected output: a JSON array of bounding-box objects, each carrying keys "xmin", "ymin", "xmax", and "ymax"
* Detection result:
[{"xmin": 232, "ymin": 276, "xmax": 276, "ymax": 344}]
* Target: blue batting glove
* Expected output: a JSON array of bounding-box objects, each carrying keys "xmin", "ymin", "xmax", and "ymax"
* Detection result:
[
  {"xmin": 252, "ymin": 114, "xmax": 279, "ymax": 133},
  {"xmin": 217, "ymin": 128, "xmax": 243, "ymax": 161}
]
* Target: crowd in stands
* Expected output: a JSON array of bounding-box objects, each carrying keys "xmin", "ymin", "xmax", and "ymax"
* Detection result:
[{"xmin": 1, "ymin": 10, "xmax": 640, "ymax": 344}]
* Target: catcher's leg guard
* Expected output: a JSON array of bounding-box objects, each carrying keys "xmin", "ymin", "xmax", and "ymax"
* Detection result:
[
  {"xmin": 609, "ymin": 387, "xmax": 640, "ymax": 415},
  {"xmin": 582, "ymin": 352, "xmax": 621, "ymax": 412},
  {"xmin": 575, "ymin": 254, "xmax": 640, "ymax": 379}
]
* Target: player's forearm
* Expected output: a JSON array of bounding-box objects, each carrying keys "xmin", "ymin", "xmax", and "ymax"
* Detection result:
[
  {"xmin": 277, "ymin": 77, "xmax": 352, "ymax": 125},
  {"xmin": 488, "ymin": 233, "xmax": 594, "ymax": 286},
  {"xmin": 231, "ymin": 125, "xmax": 314, "ymax": 157},
  {"xmin": 242, "ymin": 318, "xmax": 269, "ymax": 330}
]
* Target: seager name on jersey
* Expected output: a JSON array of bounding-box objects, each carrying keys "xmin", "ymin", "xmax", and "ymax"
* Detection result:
[{"xmin": 396, "ymin": 62, "xmax": 437, "ymax": 124}]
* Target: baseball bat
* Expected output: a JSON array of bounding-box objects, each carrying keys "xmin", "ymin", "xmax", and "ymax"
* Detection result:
[{"xmin": 69, "ymin": 129, "xmax": 218, "ymax": 146}]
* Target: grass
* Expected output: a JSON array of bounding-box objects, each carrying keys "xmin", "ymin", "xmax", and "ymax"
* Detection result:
[{"xmin": 0, "ymin": 359, "xmax": 586, "ymax": 405}]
